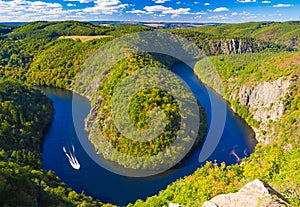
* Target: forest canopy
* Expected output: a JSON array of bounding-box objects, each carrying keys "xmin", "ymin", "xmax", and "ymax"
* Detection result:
[{"xmin": 0, "ymin": 20, "xmax": 299, "ymax": 207}]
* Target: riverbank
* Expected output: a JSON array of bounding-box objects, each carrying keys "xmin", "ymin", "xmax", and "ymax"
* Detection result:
[
  {"xmin": 40, "ymin": 59, "xmax": 256, "ymax": 205},
  {"xmin": 128, "ymin": 52, "xmax": 299, "ymax": 207}
]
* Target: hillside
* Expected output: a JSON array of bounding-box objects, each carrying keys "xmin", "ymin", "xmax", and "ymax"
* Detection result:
[
  {"xmin": 0, "ymin": 79, "xmax": 116, "ymax": 207},
  {"xmin": 8, "ymin": 21, "xmax": 151, "ymax": 40},
  {"xmin": 1, "ymin": 21, "xmax": 298, "ymax": 88},
  {"xmin": 128, "ymin": 51, "xmax": 299, "ymax": 207},
  {"xmin": 0, "ymin": 21, "xmax": 299, "ymax": 206},
  {"xmin": 174, "ymin": 21, "xmax": 300, "ymax": 48}
]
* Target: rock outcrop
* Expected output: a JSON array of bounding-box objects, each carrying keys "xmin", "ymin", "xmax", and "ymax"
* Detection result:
[
  {"xmin": 230, "ymin": 76, "xmax": 297, "ymax": 143},
  {"xmin": 201, "ymin": 37, "xmax": 289, "ymax": 55},
  {"xmin": 202, "ymin": 179, "xmax": 289, "ymax": 207},
  {"xmin": 209, "ymin": 39, "xmax": 255, "ymax": 55},
  {"xmin": 237, "ymin": 77, "xmax": 293, "ymax": 124}
]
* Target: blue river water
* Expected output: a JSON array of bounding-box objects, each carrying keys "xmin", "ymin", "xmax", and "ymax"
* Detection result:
[{"xmin": 41, "ymin": 63, "xmax": 256, "ymax": 206}]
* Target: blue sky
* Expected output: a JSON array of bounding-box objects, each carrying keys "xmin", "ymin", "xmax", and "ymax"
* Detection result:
[{"xmin": 0, "ymin": 0, "xmax": 299, "ymax": 22}]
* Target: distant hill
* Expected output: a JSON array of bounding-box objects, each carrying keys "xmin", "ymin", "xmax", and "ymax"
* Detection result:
[
  {"xmin": 4, "ymin": 21, "xmax": 151, "ymax": 40},
  {"xmin": 173, "ymin": 21, "xmax": 300, "ymax": 48},
  {"xmin": 0, "ymin": 20, "xmax": 299, "ymax": 207}
]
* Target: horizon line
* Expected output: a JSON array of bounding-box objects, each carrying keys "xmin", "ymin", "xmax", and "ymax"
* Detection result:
[{"xmin": 1, "ymin": 19, "xmax": 300, "ymax": 24}]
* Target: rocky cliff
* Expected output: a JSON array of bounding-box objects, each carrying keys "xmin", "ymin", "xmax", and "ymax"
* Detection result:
[
  {"xmin": 230, "ymin": 76, "xmax": 298, "ymax": 143},
  {"xmin": 201, "ymin": 38, "xmax": 286, "ymax": 55},
  {"xmin": 201, "ymin": 179, "xmax": 289, "ymax": 207},
  {"xmin": 209, "ymin": 39, "xmax": 254, "ymax": 55}
]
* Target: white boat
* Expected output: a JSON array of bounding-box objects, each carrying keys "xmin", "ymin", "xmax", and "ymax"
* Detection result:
[{"xmin": 63, "ymin": 145, "xmax": 81, "ymax": 170}]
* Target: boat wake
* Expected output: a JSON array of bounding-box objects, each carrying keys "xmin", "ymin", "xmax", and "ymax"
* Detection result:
[{"xmin": 63, "ymin": 145, "xmax": 81, "ymax": 170}]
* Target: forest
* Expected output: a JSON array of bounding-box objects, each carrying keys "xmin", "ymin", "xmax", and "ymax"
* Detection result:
[
  {"xmin": 0, "ymin": 20, "xmax": 299, "ymax": 206},
  {"xmin": 129, "ymin": 51, "xmax": 299, "ymax": 207},
  {"xmin": 0, "ymin": 79, "xmax": 115, "ymax": 206},
  {"xmin": 90, "ymin": 53, "xmax": 207, "ymax": 170}
]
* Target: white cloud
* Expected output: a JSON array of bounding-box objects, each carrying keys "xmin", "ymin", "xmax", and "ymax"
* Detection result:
[
  {"xmin": 64, "ymin": 0, "xmax": 93, "ymax": 3},
  {"xmin": 163, "ymin": 7, "xmax": 190, "ymax": 15},
  {"xmin": 83, "ymin": 0, "xmax": 128, "ymax": 14},
  {"xmin": 239, "ymin": 11, "xmax": 251, "ymax": 15},
  {"xmin": 144, "ymin": 5, "xmax": 171, "ymax": 13},
  {"xmin": 273, "ymin": 3, "xmax": 293, "ymax": 8},
  {"xmin": 126, "ymin": 9, "xmax": 146, "ymax": 14},
  {"xmin": 143, "ymin": 5, "xmax": 191, "ymax": 18},
  {"xmin": 2, "ymin": 0, "xmax": 295, "ymax": 22},
  {"xmin": 154, "ymin": 14, "xmax": 166, "ymax": 17},
  {"xmin": 208, "ymin": 14, "xmax": 229, "ymax": 20},
  {"xmin": 193, "ymin": 11, "xmax": 207, "ymax": 15},
  {"xmin": 0, "ymin": 0, "xmax": 67, "ymax": 21},
  {"xmin": 65, "ymin": 0, "xmax": 131, "ymax": 16},
  {"xmin": 238, "ymin": 11, "xmax": 257, "ymax": 19},
  {"xmin": 144, "ymin": 5, "xmax": 189, "ymax": 14},
  {"xmin": 152, "ymin": 0, "xmax": 170, "ymax": 4},
  {"xmin": 213, "ymin": 7, "xmax": 229, "ymax": 12},
  {"xmin": 194, "ymin": 2, "xmax": 199, "ymax": 4},
  {"xmin": 78, "ymin": 0, "xmax": 93, "ymax": 3},
  {"xmin": 237, "ymin": 0, "xmax": 256, "ymax": 2}
]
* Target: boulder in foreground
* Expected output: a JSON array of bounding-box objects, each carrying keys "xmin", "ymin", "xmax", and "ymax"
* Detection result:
[{"xmin": 202, "ymin": 179, "xmax": 289, "ymax": 207}]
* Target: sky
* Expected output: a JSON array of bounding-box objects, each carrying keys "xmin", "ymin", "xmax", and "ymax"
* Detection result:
[{"xmin": 0, "ymin": 0, "xmax": 299, "ymax": 22}]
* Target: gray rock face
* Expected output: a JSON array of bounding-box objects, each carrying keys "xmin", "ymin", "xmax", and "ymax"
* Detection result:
[
  {"xmin": 238, "ymin": 77, "xmax": 292, "ymax": 124},
  {"xmin": 210, "ymin": 39, "xmax": 254, "ymax": 55},
  {"xmin": 202, "ymin": 179, "xmax": 289, "ymax": 207},
  {"xmin": 230, "ymin": 76, "xmax": 297, "ymax": 143}
]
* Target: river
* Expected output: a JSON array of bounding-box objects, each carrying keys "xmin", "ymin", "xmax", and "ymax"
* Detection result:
[{"xmin": 41, "ymin": 63, "xmax": 256, "ymax": 206}]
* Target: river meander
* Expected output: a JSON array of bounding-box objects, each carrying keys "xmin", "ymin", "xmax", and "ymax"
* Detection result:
[{"xmin": 41, "ymin": 63, "xmax": 256, "ymax": 206}]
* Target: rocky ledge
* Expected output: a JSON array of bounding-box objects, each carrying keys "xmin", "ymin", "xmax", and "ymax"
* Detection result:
[
  {"xmin": 166, "ymin": 180, "xmax": 289, "ymax": 207},
  {"xmin": 202, "ymin": 179, "xmax": 289, "ymax": 207}
]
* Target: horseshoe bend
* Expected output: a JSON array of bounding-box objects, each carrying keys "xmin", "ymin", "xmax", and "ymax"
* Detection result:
[{"xmin": 0, "ymin": 19, "xmax": 299, "ymax": 207}]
